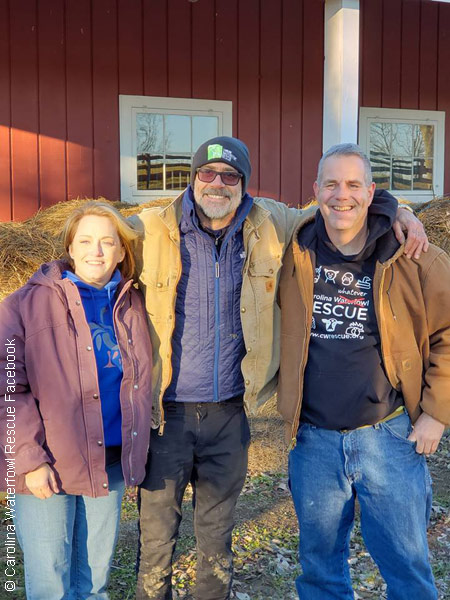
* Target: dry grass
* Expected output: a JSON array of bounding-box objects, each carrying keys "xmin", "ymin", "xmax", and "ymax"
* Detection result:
[
  {"xmin": 1, "ymin": 196, "xmax": 449, "ymax": 302},
  {"xmin": 0, "ymin": 222, "xmax": 61, "ymax": 295},
  {"xmin": 0, "ymin": 197, "xmax": 174, "ymax": 300},
  {"xmin": 412, "ymin": 197, "xmax": 450, "ymax": 254},
  {"xmin": 28, "ymin": 197, "xmax": 173, "ymax": 237}
]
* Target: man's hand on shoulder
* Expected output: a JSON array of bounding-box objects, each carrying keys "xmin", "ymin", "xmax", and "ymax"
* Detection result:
[
  {"xmin": 393, "ymin": 207, "xmax": 429, "ymax": 260},
  {"xmin": 408, "ymin": 412, "xmax": 446, "ymax": 455}
]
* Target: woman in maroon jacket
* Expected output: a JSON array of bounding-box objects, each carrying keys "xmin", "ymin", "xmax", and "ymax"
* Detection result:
[{"xmin": 0, "ymin": 201, "xmax": 152, "ymax": 599}]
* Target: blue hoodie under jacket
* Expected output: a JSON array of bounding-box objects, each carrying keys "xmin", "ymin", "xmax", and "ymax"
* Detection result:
[
  {"xmin": 163, "ymin": 186, "xmax": 253, "ymax": 403},
  {"xmin": 63, "ymin": 269, "xmax": 123, "ymax": 445}
]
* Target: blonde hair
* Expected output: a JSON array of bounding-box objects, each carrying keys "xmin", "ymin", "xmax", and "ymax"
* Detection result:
[{"xmin": 61, "ymin": 201, "xmax": 138, "ymax": 280}]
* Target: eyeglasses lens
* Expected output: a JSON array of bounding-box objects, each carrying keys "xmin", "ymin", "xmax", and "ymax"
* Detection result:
[{"xmin": 197, "ymin": 169, "xmax": 241, "ymax": 186}]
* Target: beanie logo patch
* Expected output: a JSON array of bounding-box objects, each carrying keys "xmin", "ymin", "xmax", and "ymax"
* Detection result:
[
  {"xmin": 207, "ymin": 144, "xmax": 237, "ymax": 163},
  {"xmin": 207, "ymin": 144, "xmax": 224, "ymax": 160}
]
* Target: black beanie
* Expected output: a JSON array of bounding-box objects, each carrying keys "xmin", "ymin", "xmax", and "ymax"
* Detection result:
[{"xmin": 190, "ymin": 136, "xmax": 251, "ymax": 194}]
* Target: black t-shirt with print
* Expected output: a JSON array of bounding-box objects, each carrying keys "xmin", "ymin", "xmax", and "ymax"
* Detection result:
[{"xmin": 301, "ymin": 218, "xmax": 402, "ymax": 431}]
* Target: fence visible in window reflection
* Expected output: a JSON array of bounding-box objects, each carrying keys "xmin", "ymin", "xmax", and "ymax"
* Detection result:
[
  {"xmin": 136, "ymin": 113, "xmax": 219, "ymax": 191},
  {"xmin": 369, "ymin": 122, "xmax": 434, "ymax": 191}
]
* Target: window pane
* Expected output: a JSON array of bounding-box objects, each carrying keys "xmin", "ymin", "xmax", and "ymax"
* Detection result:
[
  {"xmin": 369, "ymin": 123, "xmax": 391, "ymax": 189},
  {"xmin": 192, "ymin": 116, "xmax": 219, "ymax": 151},
  {"xmin": 165, "ymin": 115, "xmax": 191, "ymax": 153},
  {"xmin": 137, "ymin": 155, "xmax": 164, "ymax": 190},
  {"xmin": 134, "ymin": 111, "xmax": 223, "ymax": 192},
  {"xmin": 392, "ymin": 157, "xmax": 412, "ymax": 190},
  {"xmin": 413, "ymin": 157, "xmax": 433, "ymax": 190},
  {"xmin": 165, "ymin": 155, "xmax": 191, "ymax": 190},
  {"xmin": 164, "ymin": 115, "xmax": 191, "ymax": 191},
  {"xmin": 391, "ymin": 124, "xmax": 413, "ymax": 157},
  {"xmin": 136, "ymin": 113, "xmax": 164, "ymax": 154},
  {"xmin": 136, "ymin": 113, "xmax": 164, "ymax": 190},
  {"xmin": 414, "ymin": 125, "xmax": 434, "ymax": 158},
  {"xmin": 370, "ymin": 122, "xmax": 391, "ymax": 154}
]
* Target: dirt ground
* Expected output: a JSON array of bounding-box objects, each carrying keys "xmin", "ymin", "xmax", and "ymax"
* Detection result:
[
  {"xmin": 108, "ymin": 411, "xmax": 450, "ymax": 600},
  {"xmin": 1, "ymin": 411, "xmax": 449, "ymax": 600}
]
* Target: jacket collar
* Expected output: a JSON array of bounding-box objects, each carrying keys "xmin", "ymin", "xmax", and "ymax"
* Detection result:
[
  {"xmin": 292, "ymin": 212, "xmax": 317, "ymax": 253},
  {"xmin": 245, "ymin": 198, "xmax": 272, "ymax": 231},
  {"xmin": 157, "ymin": 193, "xmax": 184, "ymax": 231},
  {"xmin": 292, "ymin": 210, "xmax": 405, "ymax": 266}
]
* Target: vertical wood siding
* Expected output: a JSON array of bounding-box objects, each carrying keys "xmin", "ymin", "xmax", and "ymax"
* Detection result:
[
  {"xmin": 0, "ymin": 0, "xmax": 12, "ymax": 222},
  {"xmin": 0, "ymin": 0, "xmax": 324, "ymax": 221},
  {"xmin": 360, "ymin": 0, "xmax": 450, "ymax": 194},
  {"xmin": 10, "ymin": 2, "xmax": 40, "ymax": 221}
]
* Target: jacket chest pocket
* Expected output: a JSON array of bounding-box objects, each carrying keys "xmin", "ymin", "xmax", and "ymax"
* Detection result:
[
  {"xmin": 139, "ymin": 269, "xmax": 175, "ymax": 323},
  {"xmin": 248, "ymin": 256, "xmax": 280, "ymax": 310},
  {"xmin": 140, "ymin": 269, "xmax": 172, "ymax": 293}
]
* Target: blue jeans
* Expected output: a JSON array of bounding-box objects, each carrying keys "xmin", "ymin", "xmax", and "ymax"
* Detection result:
[
  {"xmin": 288, "ymin": 411, "xmax": 437, "ymax": 600},
  {"xmin": 14, "ymin": 461, "xmax": 125, "ymax": 600}
]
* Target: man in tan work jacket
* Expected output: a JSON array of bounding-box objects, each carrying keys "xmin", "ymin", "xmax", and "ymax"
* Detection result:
[{"xmin": 278, "ymin": 142, "xmax": 449, "ymax": 600}]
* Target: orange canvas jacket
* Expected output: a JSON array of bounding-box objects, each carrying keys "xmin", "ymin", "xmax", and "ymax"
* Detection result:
[{"xmin": 278, "ymin": 217, "xmax": 450, "ymax": 446}]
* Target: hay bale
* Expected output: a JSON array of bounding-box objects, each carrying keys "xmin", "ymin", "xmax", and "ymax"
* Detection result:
[
  {"xmin": 0, "ymin": 221, "xmax": 62, "ymax": 300},
  {"xmin": 0, "ymin": 197, "xmax": 175, "ymax": 301},
  {"xmin": 28, "ymin": 197, "xmax": 174, "ymax": 236},
  {"xmin": 0, "ymin": 195, "xmax": 448, "ymax": 303},
  {"xmin": 414, "ymin": 197, "xmax": 450, "ymax": 254},
  {"xmin": 119, "ymin": 198, "xmax": 174, "ymax": 218}
]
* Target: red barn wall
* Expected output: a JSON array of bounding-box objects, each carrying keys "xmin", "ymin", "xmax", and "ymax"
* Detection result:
[
  {"xmin": 0, "ymin": 0, "xmax": 325, "ymax": 222},
  {"xmin": 360, "ymin": 0, "xmax": 450, "ymax": 195}
]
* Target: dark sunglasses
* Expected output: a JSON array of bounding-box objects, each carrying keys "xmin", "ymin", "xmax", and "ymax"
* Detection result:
[{"xmin": 196, "ymin": 168, "xmax": 243, "ymax": 186}]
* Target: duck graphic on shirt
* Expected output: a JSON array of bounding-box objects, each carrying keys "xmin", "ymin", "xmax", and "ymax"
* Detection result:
[{"xmin": 90, "ymin": 306, "xmax": 122, "ymax": 370}]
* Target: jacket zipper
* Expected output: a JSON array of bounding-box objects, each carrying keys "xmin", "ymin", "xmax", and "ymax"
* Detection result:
[
  {"xmin": 126, "ymin": 331, "xmax": 136, "ymax": 484},
  {"xmin": 124, "ymin": 319, "xmax": 136, "ymax": 484},
  {"xmin": 67, "ymin": 281, "xmax": 98, "ymax": 497},
  {"xmin": 113, "ymin": 286, "xmax": 135, "ymax": 483},
  {"xmin": 213, "ymin": 240, "xmax": 220, "ymax": 402}
]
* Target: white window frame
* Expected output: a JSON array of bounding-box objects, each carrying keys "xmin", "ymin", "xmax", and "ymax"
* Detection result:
[
  {"xmin": 119, "ymin": 95, "xmax": 232, "ymax": 203},
  {"xmin": 359, "ymin": 107, "xmax": 445, "ymax": 203}
]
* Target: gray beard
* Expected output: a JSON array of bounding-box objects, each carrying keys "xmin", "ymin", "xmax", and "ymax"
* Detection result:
[{"xmin": 194, "ymin": 190, "xmax": 241, "ymax": 221}]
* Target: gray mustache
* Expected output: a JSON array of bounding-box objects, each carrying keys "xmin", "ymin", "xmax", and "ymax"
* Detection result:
[{"xmin": 202, "ymin": 189, "xmax": 231, "ymax": 199}]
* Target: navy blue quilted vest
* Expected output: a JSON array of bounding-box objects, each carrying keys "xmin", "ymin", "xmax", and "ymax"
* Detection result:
[{"xmin": 164, "ymin": 187, "xmax": 253, "ymax": 402}]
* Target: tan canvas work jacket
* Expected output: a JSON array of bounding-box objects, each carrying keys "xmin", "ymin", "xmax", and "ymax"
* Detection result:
[
  {"xmin": 129, "ymin": 193, "xmax": 307, "ymax": 432},
  {"xmin": 278, "ymin": 217, "xmax": 450, "ymax": 447}
]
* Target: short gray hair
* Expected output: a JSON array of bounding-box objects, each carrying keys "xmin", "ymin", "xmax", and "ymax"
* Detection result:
[{"xmin": 317, "ymin": 143, "xmax": 373, "ymax": 186}]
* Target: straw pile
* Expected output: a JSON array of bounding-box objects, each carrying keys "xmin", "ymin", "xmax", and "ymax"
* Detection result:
[
  {"xmin": 0, "ymin": 197, "xmax": 173, "ymax": 300},
  {"xmin": 0, "ymin": 196, "xmax": 449, "ymax": 301},
  {"xmin": 27, "ymin": 197, "xmax": 172, "ymax": 237},
  {"xmin": 0, "ymin": 221, "xmax": 61, "ymax": 297},
  {"xmin": 411, "ymin": 197, "xmax": 450, "ymax": 254}
]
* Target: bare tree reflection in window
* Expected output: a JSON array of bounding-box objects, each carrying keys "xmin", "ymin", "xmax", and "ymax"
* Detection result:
[
  {"xmin": 369, "ymin": 122, "xmax": 435, "ymax": 192},
  {"xmin": 136, "ymin": 114, "xmax": 170, "ymax": 191},
  {"xmin": 135, "ymin": 113, "xmax": 219, "ymax": 192},
  {"xmin": 370, "ymin": 123, "xmax": 391, "ymax": 189}
]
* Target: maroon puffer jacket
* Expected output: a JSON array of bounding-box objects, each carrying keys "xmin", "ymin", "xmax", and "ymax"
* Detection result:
[{"xmin": 0, "ymin": 260, "xmax": 152, "ymax": 497}]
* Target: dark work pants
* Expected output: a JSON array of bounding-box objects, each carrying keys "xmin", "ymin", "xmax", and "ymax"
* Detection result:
[{"xmin": 136, "ymin": 398, "xmax": 250, "ymax": 600}]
